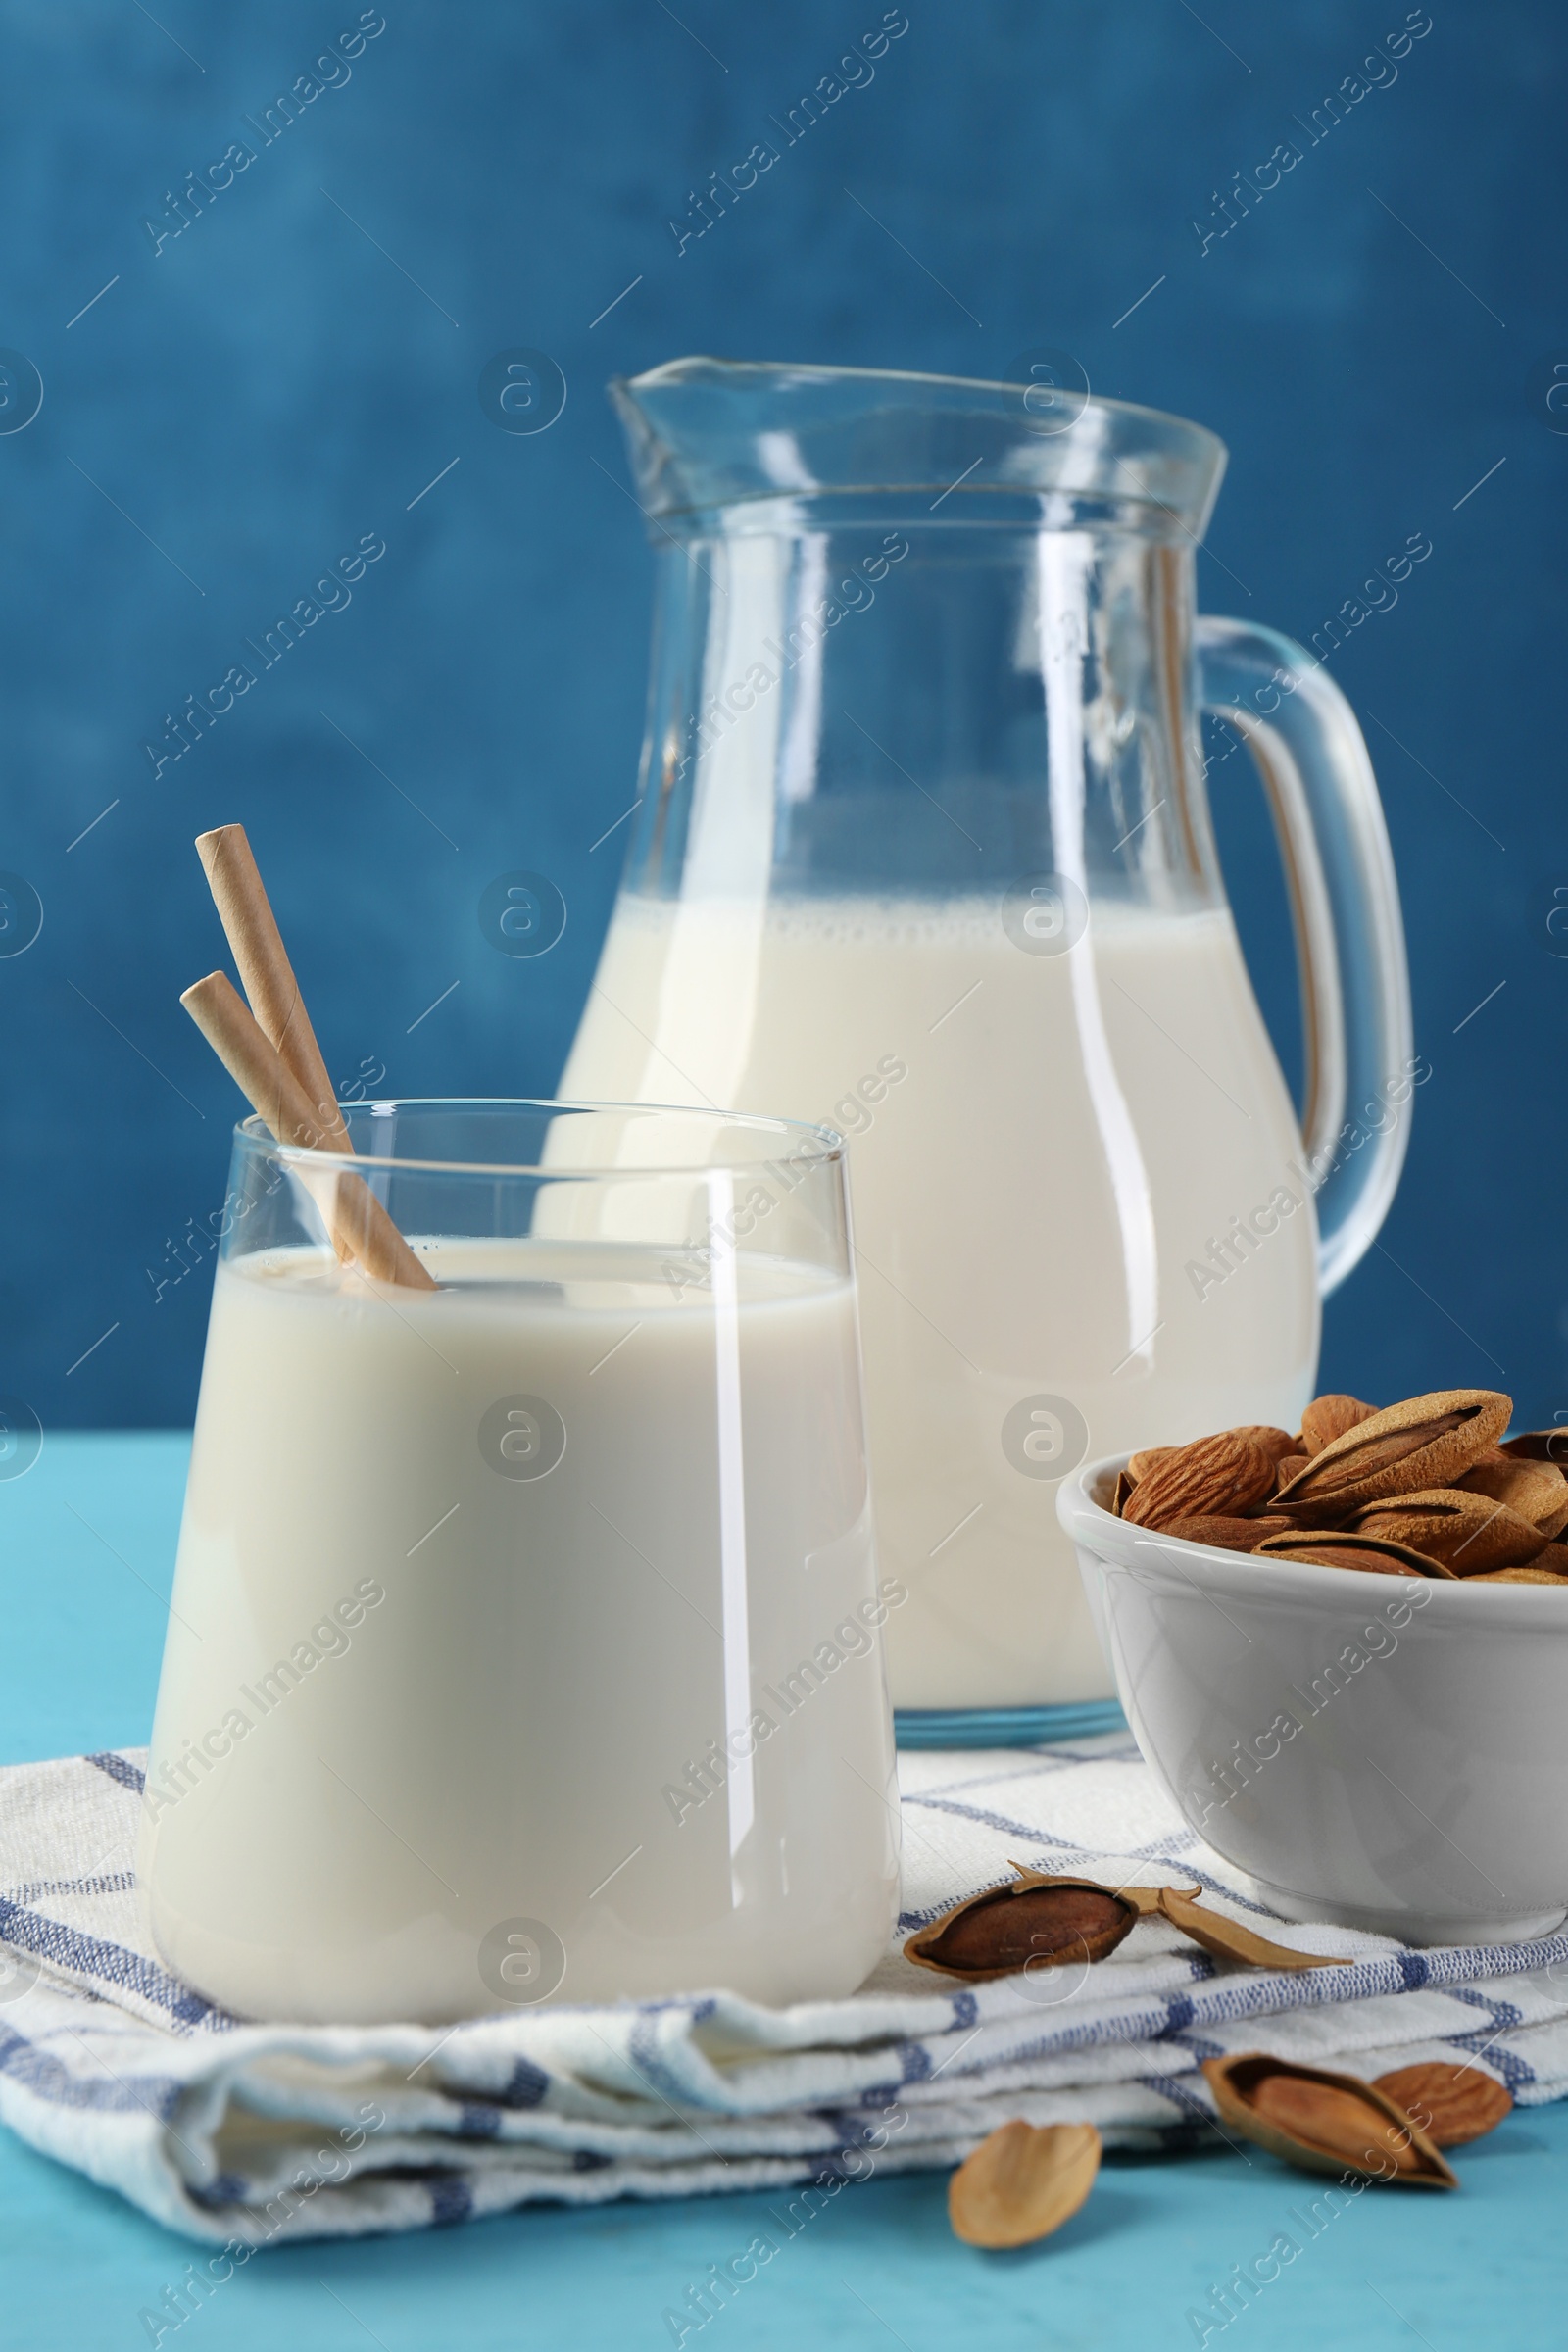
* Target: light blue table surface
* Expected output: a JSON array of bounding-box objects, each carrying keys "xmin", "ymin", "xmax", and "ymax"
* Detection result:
[{"xmin": 3, "ymin": 1434, "xmax": 1563, "ymax": 2351}]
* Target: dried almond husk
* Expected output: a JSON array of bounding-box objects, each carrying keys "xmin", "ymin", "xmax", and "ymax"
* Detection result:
[
  {"xmin": 1253, "ymin": 1529, "xmax": 1455, "ymax": 1580},
  {"xmin": 1299, "ymin": 1394, "xmax": 1379, "ymax": 1454},
  {"xmin": 1500, "ymin": 1429, "xmax": 1568, "ymax": 1467},
  {"xmin": 1348, "ymin": 1488, "xmax": 1546, "ymax": 1574},
  {"xmin": 1271, "ymin": 1454, "xmax": 1310, "ymax": 1491},
  {"xmin": 1203, "ymin": 2053, "xmax": 1456, "ymax": 2187},
  {"xmin": 1439, "ymin": 1543, "xmax": 1568, "ymax": 1580},
  {"xmin": 948, "ymin": 2120, "xmax": 1101, "ymax": 2247},
  {"xmin": 1457, "ymin": 1455, "xmax": 1568, "ymax": 1538},
  {"xmin": 1157, "ymin": 1888, "xmax": 1341, "ymax": 1971},
  {"xmin": 1157, "ymin": 1513, "xmax": 1291, "ymax": 1552},
  {"xmin": 1467, "ymin": 1564, "xmax": 1568, "ymax": 1584},
  {"xmin": 1122, "ymin": 1433, "xmax": 1277, "ymax": 1530},
  {"xmin": 1373, "ymin": 2061, "xmax": 1512, "ymax": 2147},
  {"xmin": 904, "ymin": 1872, "xmax": 1139, "ymax": 1982},
  {"xmin": 1272, "ymin": 1389, "xmax": 1511, "ymax": 1519},
  {"xmin": 1126, "ymin": 1445, "xmax": 1177, "ymax": 1485},
  {"xmin": 1001, "ymin": 1863, "xmax": 1174, "ymax": 1916},
  {"xmin": 1111, "ymin": 1468, "xmax": 1134, "ymax": 1516}
]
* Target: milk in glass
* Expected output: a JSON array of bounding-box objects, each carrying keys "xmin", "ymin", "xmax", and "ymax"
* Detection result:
[{"xmin": 141, "ymin": 1237, "xmax": 899, "ymax": 2023}]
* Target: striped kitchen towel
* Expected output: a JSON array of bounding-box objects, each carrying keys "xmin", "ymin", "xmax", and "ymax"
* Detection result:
[{"xmin": 1, "ymin": 1736, "xmax": 1565, "ymax": 2248}]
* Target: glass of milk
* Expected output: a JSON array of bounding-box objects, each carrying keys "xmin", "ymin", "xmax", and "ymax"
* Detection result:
[{"xmin": 140, "ymin": 1101, "xmax": 900, "ymax": 2025}]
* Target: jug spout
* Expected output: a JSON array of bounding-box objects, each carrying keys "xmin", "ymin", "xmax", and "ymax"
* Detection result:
[{"xmin": 611, "ymin": 357, "xmax": 1228, "ymax": 531}]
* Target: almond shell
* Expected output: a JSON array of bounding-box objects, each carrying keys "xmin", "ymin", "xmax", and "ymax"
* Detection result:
[
  {"xmin": 1253, "ymin": 1529, "xmax": 1455, "ymax": 1579},
  {"xmin": 1348, "ymin": 1487, "xmax": 1546, "ymax": 1573},
  {"xmin": 948, "ymin": 2120, "xmax": 1101, "ymax": 2248},
  {"xmin": 1272, "ymin": 1389, "xmax": 1510, "ymax": 1518},
  {"xmin": 1203, "ymin": 2052, "xmax": 1456, "ymax": 2187}
]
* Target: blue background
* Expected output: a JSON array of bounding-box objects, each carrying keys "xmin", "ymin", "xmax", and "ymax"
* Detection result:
[{"xmin": 1, "ymin": 0, "xmax": 1562, "ymax": 1432}]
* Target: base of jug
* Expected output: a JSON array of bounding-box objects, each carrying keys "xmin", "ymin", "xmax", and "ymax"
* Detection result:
[{"xmin": 894, "ymin": 1700, "xmax": 1128, "ymax": 1749}]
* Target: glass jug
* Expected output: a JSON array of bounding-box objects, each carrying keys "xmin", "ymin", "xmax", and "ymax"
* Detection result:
[{"xmin": 562, "ymin": 360, "xmax": 1411, "ymax": 1741}]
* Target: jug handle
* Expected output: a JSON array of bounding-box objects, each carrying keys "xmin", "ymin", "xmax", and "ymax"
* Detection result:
[{"xmin": 1196, "ymin": 615, "xmax": 1414, "ymax": 1297}]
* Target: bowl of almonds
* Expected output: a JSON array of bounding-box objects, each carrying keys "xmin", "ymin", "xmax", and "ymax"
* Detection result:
[{"xmin": 1057, "ymin": 1389, "xmax": 1568, "ymax": 1947}]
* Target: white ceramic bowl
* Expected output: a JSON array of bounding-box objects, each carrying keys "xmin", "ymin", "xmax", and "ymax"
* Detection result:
[{"xmin": 1059, "ymin": 1454, "xmax": 1568, "ymax": 1946}]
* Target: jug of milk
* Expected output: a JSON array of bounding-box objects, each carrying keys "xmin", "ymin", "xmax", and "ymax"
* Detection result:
[{"xmin": 563, "ymin": 359, "xmax": 1412, "ymax": 1740}]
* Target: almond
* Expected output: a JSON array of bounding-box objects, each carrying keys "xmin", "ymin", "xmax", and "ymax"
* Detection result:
[
  {"xmin": 1458, "ymin": 1456, "xmax": 1568, "ymax": 1538},
  {"xmin": 1203, "ymin": 2053, "xmax": 1456, "ymax": 2187},
  {"xmin": 1253, "ymin": 1530, "xmax": 1454, "ymax": 1579},
  {"xmin": 904, "ymin": 1873, "xmax": 1138, "ymax": 1982},
  {"xmin": 1272, "ymin": 1390, "xmax": 1511, "ymax": 1519},
  {"xmin": 1299, "ymin": 1394, "xmax": 1379, "ymax": 1454},
  {"xmin": 1233, "ymin": 1424, "xmax": 1298, "ymax": 1464},
  {"xmin": 1158, "ymin": 1513, "xmax": 1291, "ymax": 1552},
  {"xmin": 1106, "ymin": 1383, "xmax": 1568, "ymax": 1595},
  {"xmin": 1372, "ymin": 2061, "xmax": 1512, "ymax": 2148},
  {"xmin": 948, "ymin": 2120, "xmax": 1101, "ymax": 2248},
  {"xmin": 1348, "ymin": 1488, "xmax": 1547, "ymax": 1573},
  {"xmin": 1121, "ymin": 1432, "xmax": 1277, "ymax": 1530}
]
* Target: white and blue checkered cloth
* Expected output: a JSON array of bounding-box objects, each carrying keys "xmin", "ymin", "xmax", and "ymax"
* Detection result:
[{"xmin": 2, "ymin": 1736, "xmax": 1565, "ymax": 2246}]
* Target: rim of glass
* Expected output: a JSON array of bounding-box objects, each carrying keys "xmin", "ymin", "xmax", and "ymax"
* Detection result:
[
  {"xmin": 235, "ymin": 1097, "xmax": 847, "ymax": 1180},
  {"xmin": 617, "ymin": 355, "xmax": 1216, "ymax": 436},
  {"xmin": 612, "ymin": 358, "xmax": 1227, "ymax": 528}
]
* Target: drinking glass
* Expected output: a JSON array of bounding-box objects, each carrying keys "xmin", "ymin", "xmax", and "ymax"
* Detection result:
[{"xmin": 140, "ymin": 1101, "xmax": 899, "ymax": 2024}]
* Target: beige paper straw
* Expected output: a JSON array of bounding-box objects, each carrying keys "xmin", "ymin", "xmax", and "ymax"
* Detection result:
[
  {"xmin": 181, "ymin": 972, "xmax": 437, "ymax": 1292},
  {"xmin": 194, "ymin": 824, "xmax": 350, "ymax": 1152}
]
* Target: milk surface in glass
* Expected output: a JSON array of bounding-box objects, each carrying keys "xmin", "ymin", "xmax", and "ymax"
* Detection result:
[
  {"xmin": 140, "ymin": 1234, "xmax": 899, "ymax": 2024},
  {"xmin": 562, "ymin": 893, "xmax": 1319, "ymax": 1708}
]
